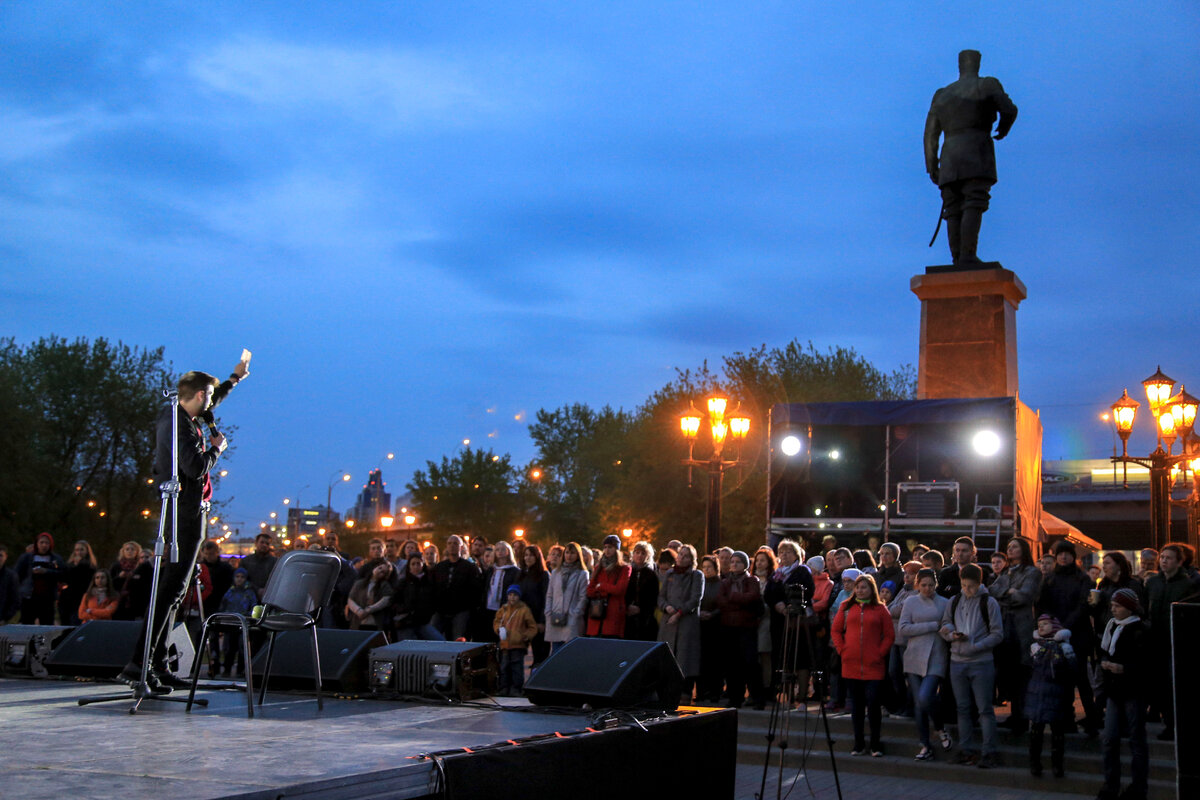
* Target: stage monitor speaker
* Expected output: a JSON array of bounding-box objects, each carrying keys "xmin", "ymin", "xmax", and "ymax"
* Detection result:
[
  {"xmin": 251, "ymin": 628, "xmax": 386, "ymax": 692},
  {"xmin": 44, "ymin": 620, "xmax": 142, "ymax": 677},
  {"xmin": 368, "ymin": 639, "xmax": 497, "ymax": 700},
  {"xmin": 1173, "ymin": 602, "xmax": 1199, "ymax": 800},
  {"xmin": 524, "ymin": 639, "xmax": 683, "ymax": 709},
  {"xmin": 0, "ymin": 625, "xmax": 75, "ymax": 678}
]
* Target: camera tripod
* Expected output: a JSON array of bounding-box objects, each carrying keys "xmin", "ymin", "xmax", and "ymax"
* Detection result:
[{"xmin": 756, "ymin": 596, "xmax": 842, "ymax": 800}]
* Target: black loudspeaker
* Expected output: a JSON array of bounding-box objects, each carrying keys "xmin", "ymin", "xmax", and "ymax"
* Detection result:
[
  {"xmin": 251, "ymin": 629, "xmax": 386, "ymax": 692},
  {"xmin": 524, "ymin": 639, "xmax": 683, "ymax": 709},
  {"xmin": 1173, "ymin": 602, "xmax": 1199, "ymax": 800},
  {"xmin": 0, "ymin": 625, "xmax": 75, "ymax": 678},
  {"xmin": 44, "ymin": 620, "xmax": 142, "ymax": 677}
]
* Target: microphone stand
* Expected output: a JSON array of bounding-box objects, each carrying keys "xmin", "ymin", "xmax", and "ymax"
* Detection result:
[{"xmin": 79, "ymin": 389, "xmax": 208, "ymax": 713}]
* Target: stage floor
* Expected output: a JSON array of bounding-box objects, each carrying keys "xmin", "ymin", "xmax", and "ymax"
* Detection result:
[{"xmin": 0, "ymin": 677, "xmax": 732, "ymax": 800}]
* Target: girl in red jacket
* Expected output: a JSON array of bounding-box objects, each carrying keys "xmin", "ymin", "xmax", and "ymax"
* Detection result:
[{"xmin": 832, "ymin": 574, "xmax": 895, "ymax": 757}]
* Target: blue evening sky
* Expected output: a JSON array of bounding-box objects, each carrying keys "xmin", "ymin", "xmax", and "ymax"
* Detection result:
[{"xmin": 3, "ymin": 2, "xmax": 1198, "ymax": 533}]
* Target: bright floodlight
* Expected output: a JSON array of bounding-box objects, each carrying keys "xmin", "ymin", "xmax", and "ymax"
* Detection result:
[
  {"xmin": 780, "ymin": 435, "xmax": 802, "ymax": 456},
  {"xmin": 829, "ymin": 449, "xmax": 841, "ymax": 460},
  {"xmin": 973, "ymin": 430, "xmax": 1002, "ymax": 456}
]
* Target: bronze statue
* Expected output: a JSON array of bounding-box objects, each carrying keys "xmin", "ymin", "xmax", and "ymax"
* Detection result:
[{"xmin": 924, "ymin": 50, "xmax": 1017, "ymax": 265}]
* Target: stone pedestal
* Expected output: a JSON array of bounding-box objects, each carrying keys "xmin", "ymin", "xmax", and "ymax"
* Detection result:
[{"xmin": 910, "ymin": 264, "xmax": 1026, "ymax": 399}]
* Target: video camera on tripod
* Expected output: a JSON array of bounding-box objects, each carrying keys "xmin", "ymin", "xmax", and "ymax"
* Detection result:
[{"xmin": 783, "ymin": 582, "xmax": 808, "ymax": 616}]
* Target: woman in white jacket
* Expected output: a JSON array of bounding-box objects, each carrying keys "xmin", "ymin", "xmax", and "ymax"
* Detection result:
[{"xmin": 544, "ymin": 542, "xmax": 589, "ymax": 653}]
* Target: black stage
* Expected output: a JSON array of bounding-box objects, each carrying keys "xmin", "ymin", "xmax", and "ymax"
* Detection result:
[{"xmin": 0, "ymin": 678, "xmax": 736, "ymax": 800}]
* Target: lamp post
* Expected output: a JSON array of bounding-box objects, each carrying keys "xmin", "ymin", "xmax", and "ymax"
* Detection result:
[
  {"xmin": 326, "ymin": 471, "xmax": 351, "ymax": 528},
  {"xmin": 1110, "ymin": 367, "xmax": 1200, "ymax": 551},
  {"xmin": 680, "ymin": 396, "xmax": 750, "ymax": 554}
]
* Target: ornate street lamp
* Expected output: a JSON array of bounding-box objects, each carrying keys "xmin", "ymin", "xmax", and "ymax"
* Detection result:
[
  {"xmin": 680, "ymin": 396, "xmax": 750, "ymax": 553},
  {"xmin": 1111, "ymin": 369, "xmax": 1200, "ymax": 551}
]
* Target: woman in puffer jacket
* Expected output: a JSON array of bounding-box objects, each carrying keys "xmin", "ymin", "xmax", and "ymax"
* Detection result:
[{"xmin": 832, "ymin": 574, "xmax": 895, "ymax": 757}]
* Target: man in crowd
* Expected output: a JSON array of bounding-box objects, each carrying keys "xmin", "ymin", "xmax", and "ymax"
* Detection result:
[
  {"xmin": 1146, "ymin": 543, "xmax": 1193, "ymax": 742},
  {"xmin": 938, "ymin": 537, "xmax": 990, "ymax": 598},
  {"xmin": 1036, "ymin": 539, "xmax": 1102, "ymax": 737},
  {"xmin": 432, "ymin": 535, "xmax": 481, "ymax": 640},
  {"xmin": 468, "ymin": 535, "xmax": 488, "ymax": 563},
  {"xmin": 940, "ymin": 563, "xmax": 1004, "ymax": 768},
  {"xmin": 240, "ymin": 533, "xmax": 276, "ymax": 600}
]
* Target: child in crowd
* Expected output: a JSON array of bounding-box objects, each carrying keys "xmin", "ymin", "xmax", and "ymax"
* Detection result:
[
  {"xmin": 1025, "ymin": 614, "xmax": 1077, "ymax": 778},
  {"xmin": 217, "ymin": 568, "xmax": 258, "ymax": 677},
  {"xmin": 493, "ymin": 585, "xmax": 537, "ymax": 696}
]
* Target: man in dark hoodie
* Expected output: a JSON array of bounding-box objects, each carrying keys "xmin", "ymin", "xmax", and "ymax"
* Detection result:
[{"xmin": 1035, "ymin": 540, "xmax": 1101, "ymax": 737}]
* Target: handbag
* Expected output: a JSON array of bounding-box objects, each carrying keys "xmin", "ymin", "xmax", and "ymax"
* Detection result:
[
  {"xmin": 550, "ymin": 611, "xmax": 568, "ymax": 627},
  {"xmin": 588, "ymin": 596, "xmax": 608, "ymax": 620}
]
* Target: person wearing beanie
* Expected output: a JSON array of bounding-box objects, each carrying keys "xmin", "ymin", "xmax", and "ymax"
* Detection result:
[
  {"xmin": 15, "ymin": 532, "xmax": 66, "ymax": 625},
  {"xmin": 1035, "ymin": 540, "xmax": 1102, "ymax": 737},
  {"xmin": 587, "ymin": 536, "xmax": 631, "ymax": 638},
  {"xmin": 832, "ymin": 568, "xmax": 862, "ymax": 613},
  {"xmin": 1025, "ymin": 613, "xmax": 1077, "ymax": 778},
  {"xmin": 876, "ymin": 542, "xmax": 903, "ymax": 587},
  {"xmin": 494, "ymin": 584, "xmax": 537, "ymax": 695},
  {"xmin": 216, "ymin": 567, "xmax": 259, "ymax": 677},
  {"xmin": 1096, "ymin": 588, "xmax": 1150, "ymax": 800}
]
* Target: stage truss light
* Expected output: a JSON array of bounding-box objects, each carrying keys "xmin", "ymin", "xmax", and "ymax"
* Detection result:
[
  {"xmin": 780, "ymin": 436, "xmax": 802, "ymax": 456},
  {"xmin": 972, "ymin": 430, "xmax": 1002, "ymax": 457}
]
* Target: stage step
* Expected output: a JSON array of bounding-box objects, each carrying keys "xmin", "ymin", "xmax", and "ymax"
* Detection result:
[{"xmin": 731, "ymin": 706, "xmax": 1176, "ymax": 800}]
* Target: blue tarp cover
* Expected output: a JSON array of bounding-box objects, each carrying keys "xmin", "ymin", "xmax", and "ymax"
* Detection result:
[{"xmin": 773, "ymin": 397, "xmax": 1016, "ymax": 427}]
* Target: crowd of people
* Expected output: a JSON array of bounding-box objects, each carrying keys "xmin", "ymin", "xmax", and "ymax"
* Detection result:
[{"xmin": 3, "ymin": 528, "xmax": 1198, "ymax": 798}]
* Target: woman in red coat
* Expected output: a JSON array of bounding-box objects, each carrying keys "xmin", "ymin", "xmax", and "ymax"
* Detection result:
[
  {"xmin": 832, "ymin": 574, "xmax": 895, "ymax": 757},
  {"xmin": 586, "ymin": 536, "xmax": 631, "ymax": 638}
]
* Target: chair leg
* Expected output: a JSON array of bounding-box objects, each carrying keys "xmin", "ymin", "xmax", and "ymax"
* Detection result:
[
  {"xmin": 241, "ymin": 620, "xmax": 254, "ymax": 719},
  {"xmin": 186, "ymin": 619, "xmax": 212, "ymax": 712},
  {"xmin": 259, "ymin": 632, "xmax": 276, "ymax": 707},
  {"xmin": 309, "ymin": 624, "xmax": 323, "ymax": 711}
]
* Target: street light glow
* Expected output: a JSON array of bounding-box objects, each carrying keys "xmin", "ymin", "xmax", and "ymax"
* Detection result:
[
  {"xmin": 780, "ymin": 435, "xmax": 802, "ymax": 456},
  {"xmin": 404, "ymin": 515, "xmax": 416, "ymax": 525}
]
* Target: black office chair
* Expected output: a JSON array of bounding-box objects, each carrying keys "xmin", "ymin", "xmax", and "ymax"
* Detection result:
[{"xmin": 186, "ymin": 549, "xmax": 342, "ymax": 717}]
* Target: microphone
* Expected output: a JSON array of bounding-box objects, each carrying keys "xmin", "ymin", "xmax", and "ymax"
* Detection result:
[{"xmin": 200, "ymin": 410, "xmax": 220, "ymax": 438}]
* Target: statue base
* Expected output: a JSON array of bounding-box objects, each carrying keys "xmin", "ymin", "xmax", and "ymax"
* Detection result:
[{"xmin": 910, "ymin": 264, "xmax": 1026, "ymax": 400}]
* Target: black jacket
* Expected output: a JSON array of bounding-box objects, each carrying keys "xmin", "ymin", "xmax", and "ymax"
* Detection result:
[
  {"xmin": 1098, "ymin": 618, "xmax": 1149, "ymax": 701},
  {"xmin": 1036, "ymin": 563, "xmax": 1095, "ymax": 648},
  {"xmin": 153, "ymin": 375, "xmax": 237, "ymax": 512},
  {"xmin": 395, "ymin": 570, "xmax": 436, "ymax": 627},
  {"xmin": 0, "ymin": 566, "xmax": 19, "ymax": 621},
  {"xmin": 624, "ymin": 564, "xmax": 660, "ymax": 640},
  {"xmin": 434, "ymin": 557, "xmax": 481, "ymax": 616}
]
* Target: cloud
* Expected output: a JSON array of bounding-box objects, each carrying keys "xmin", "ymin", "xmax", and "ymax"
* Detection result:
[
  {"xmin": 0, "ymin": 107, "xmax": 107, "ymax": 162},
  {"xmin": 187, "ymin": 38, "xmax": 502, "ymax": 128}
]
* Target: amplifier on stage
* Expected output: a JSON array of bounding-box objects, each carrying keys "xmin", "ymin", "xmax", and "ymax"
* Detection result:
[
  {"xmin": 0, "ymin": 625, "xmax": 74, "ymax": 678},
  {"xmin": 369, "ymin": 640, "xmax": 496, "ymax": 700},
  {"xmin": 896, "ymin": 480, "xmax": 960, "ymax": 517}
]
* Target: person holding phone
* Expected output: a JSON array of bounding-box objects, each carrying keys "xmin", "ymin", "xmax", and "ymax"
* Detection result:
[{"xmin": 939, "ymin": 564, "xmax": 1003, "ymax": 768}]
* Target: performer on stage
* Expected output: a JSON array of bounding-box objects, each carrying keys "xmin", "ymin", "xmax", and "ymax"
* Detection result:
[{"xmin": 121, "ymin": 357, "xmax": 248, "ymax": 689}]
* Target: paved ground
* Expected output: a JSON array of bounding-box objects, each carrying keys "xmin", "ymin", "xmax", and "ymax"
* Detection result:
[{"xmin": 733, "ymin": 763, "xmax": 1096, "ymax": 800}]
